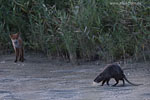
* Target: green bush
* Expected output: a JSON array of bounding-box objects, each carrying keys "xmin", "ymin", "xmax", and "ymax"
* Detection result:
[{"xmin": 0, "ymin": 0, "xmax": 149, "ymax": 61}]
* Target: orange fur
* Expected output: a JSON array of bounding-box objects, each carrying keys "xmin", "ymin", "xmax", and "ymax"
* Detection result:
[{"xmin": 10, "ymin": 32, "xmax": 24, "ymax": 62}]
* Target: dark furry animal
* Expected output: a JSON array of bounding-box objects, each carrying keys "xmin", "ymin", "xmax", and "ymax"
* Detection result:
[{"xmin": 94, "ymin": 64, "xmax": 139, "ymax": 86}]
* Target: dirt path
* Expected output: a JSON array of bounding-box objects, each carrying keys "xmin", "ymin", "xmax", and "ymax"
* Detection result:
[{"xmin": 0, "ymin": 54, "xmax": 150, "ymax": 100}]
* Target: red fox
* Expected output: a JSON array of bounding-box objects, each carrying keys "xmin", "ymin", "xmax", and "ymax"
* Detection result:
[{"xmin": 10, "ymin": 32, "xmax": 24, "ymax": 62}]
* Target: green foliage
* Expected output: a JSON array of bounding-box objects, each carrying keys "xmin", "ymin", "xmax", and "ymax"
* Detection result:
[{"xmin": 0, "ymin": 0, "xmax": 149, "ymax": 61}]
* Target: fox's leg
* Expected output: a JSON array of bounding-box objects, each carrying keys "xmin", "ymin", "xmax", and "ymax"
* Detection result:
[
  {"xmin": 19, "ymin": 48, "xmax": 24, "ymax": 62},
  {"xmin": 19, "ymin": 48, "xmax": 22, "ymax": 61},
  {"xmin": 15, "ymin": 48, "xmax": 19, "ymax": 62}
]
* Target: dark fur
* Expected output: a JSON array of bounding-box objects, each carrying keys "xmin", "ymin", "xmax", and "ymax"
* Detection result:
[{"xmin": 94, "ymin": 64, "xmax": 139, "ymax": 86}]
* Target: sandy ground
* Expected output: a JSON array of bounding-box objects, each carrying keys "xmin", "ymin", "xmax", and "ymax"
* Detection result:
[{"xmin": 0, "ymin": 54, "xmax": 150, "ymax": 100}]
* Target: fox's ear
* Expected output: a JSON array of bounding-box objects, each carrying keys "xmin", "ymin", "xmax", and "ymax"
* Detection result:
[{"xmin": 9, "ymin": 34, "xmax": 12, "ymax": 38}]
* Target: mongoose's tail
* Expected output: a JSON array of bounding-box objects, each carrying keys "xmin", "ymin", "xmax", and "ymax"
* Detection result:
[{"xmin": 123, "ymin": 74, "xmax": 142, "ymax": 86}]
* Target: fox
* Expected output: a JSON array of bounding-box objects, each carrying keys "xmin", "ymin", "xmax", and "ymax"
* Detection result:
[{"xmin": 10, "ymin": 32, "xmax": 24, "ymax": 62}]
